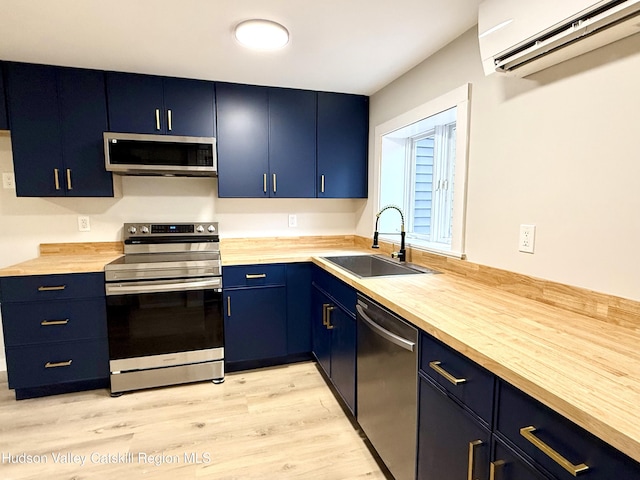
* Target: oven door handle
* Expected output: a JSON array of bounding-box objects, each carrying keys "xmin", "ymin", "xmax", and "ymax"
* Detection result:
[{"xmin": 106, "ymin": 278, "xmax": 221, "ymax": 295}]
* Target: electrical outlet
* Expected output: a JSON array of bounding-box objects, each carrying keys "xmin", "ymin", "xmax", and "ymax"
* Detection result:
[
  {"xmin": 288, "ymin": 214, "xmax": 297, "ymax": 228},
  {"xmin": 519, "ymin": 224, "xmax": 536, "ymax": 253},
  {"xmin": 2, "ymin": 172, "xmax": 15, "ymax": 189},
  {"xmin": 78, "ymin": 216, "xmax": 91, "ymax": 232}
]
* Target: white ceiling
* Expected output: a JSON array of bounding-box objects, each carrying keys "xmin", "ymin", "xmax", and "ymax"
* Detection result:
[{"xmin": 0, "ymin": 0, "xmax": 481, "ymax": 95}]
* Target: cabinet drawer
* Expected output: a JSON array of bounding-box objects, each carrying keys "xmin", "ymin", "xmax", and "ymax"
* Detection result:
[
  {"xmin": 312, "ymin": 266, "xmax": 356, "ymax": 315},
  {"xmin": 0, "ymin": 272, "xmax": 105, "ymax": 302},
  {"xmin": 223, "ymin": 264, "xmax": 286, "ymax": 288},
  {"xmin": 496, "ymin": 380, "xmax": 640, "ymax": 480},
  {"xmin": 1, "ymin": 298, "xmax": 107, "ymax": 346},
  {"xmin": 5, "ymin": 339, "xmax": 109, "ymax": 389},
  {"xmin": 420, "ymin": 333, "xmax": 494, "ymax": 424}
]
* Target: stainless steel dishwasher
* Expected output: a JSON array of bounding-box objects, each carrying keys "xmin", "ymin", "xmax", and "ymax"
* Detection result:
[{"xmin": 356, "ymin": 294, "xmax": 418, "ymax": 480}]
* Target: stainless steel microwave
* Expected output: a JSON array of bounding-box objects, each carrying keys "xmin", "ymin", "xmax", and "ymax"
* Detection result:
[{"xmin": 104, "ymin": 132, "xmax": 217, "ymax": 177}]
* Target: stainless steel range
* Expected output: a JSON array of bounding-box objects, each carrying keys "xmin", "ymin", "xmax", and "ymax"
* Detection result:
[{"xmin": 104, "ymin": 222, "xmax": 224, "ymax": 396}]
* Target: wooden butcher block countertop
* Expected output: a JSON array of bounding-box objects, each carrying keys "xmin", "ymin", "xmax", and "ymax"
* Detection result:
[{"xmin": 1, "ymin": 238, "xmax": 639, "ymax": 464}]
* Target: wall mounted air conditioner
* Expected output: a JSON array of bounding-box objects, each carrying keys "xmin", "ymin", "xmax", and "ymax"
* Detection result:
[{"xmin": 478, "ymin": 0, "xmax": 640, "ymax": 76}]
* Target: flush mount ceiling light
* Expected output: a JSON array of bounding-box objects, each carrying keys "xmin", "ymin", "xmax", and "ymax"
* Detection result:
[{"xmin": 234, "ymin": 19, "xmax": 289, "ymax": 50}]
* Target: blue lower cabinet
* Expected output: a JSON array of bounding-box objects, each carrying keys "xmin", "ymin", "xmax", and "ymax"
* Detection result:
[
  {"xmin": 285, "ymin": 263, "xmax": 312, "ymax": 355},
  {"xmin": 492, "ymin": 436, "xmax": 552, "ymax": 480},
  {"xmin": 311, "ymin": 269, "xmax": 357, "ymax": 416},
  {"xmin": 5, "ymin": 339, "xmax": 109, "ymax": 391},
  {"xmin": 224, "ymin": 286, "xmax": 287, "ymax": 364},
  {"xmin": 417, "ymin": 373, "xmax": 491, "ymax": 480}
]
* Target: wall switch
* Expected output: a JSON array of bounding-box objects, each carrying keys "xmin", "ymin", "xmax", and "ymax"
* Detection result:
[
  {"xmin": 78, "ymin": 216, "xmax": 91, "ymax": 232},
  {"xmin": 519, "ymin": 224, "xmax": 536, "ymax": 253},
  {"xmin": 288, "ymin": 214, "xmax": 298, "ymax": 228},
  {"xmin": 2, "ymin": 172, "xmax": 15, "ymax": 189}
]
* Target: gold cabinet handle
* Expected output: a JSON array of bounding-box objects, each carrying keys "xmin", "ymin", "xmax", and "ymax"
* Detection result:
[
  {"xmin": 38, "ymin": 285, "xmax": 66, "ymax": 292},
  {"xmin": 520, "ymin": 426, "xmax": 589, "ymax": 476},
  {"xmin": 322, "ymin": 303, "xmax": 330, "ymax": 326},
  {"xmin": 41, "ymin": 319, "xmax": 69, "ymax": 326},
  {"xmin": 468, "ymin": 440, "xmax": 483, "ymax": 480},
  {"xmin": 227, "ymin": 296, "xmax": 231, "ymax": 317},
  {"xmin": 325, "ymin": 305, "xmax": 335, "ymax": 330},
  {"xmin": 321, "ymin": 174, "xmax": 325, "ymax": 193},
  {"xmin": 167, "ymin": 109, "xmax": 172, "ymax": 131},
  {"xmin": 155, "ymin": 108, "xmax": 161, "ymax": 130},
  {"xmin": 66, "ymin": 168, "xmax": 72, "ymax": 190},
  {"xmin": 263, "ymin": 173, "xmax": 267, "ymax": 193},
  {"xmin": 429, "ymin": 361, "xmax": 467, "ymax": 385},
  {"xmin": 45, "ymin": 360, "xmax": 72, "ymax": 368},
  {"xmin": 273, "ymin": 173, "xmax": 277, "ymax": 193},
  {"xmin": 54, "ymin": 168, "xmax": 61, "ymax": 190},
  {"xmin": 245, "ymin": 274, "xmax": 267, "ymax": 279},
  {"xmin": 489, "ymin": 460, "xmax": 505, "ymax": 480}
]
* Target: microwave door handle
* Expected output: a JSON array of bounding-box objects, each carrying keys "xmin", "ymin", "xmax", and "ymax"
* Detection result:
[{"xmin": 106, "ymin": 278, "xmax": 221, "ymax": 296}]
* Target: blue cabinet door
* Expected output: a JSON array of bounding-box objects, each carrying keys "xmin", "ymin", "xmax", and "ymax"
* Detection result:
[
  {"xmin": 317, "ymin": 92, "xmax": 368, "ymax": 198},
  {"xmin": 286, "ymin": 263, "xmax": 312, "ymax": 355},
  {"xmin": 417, "ymin": 374, "xmax": 491, "ymax": 480},
  {"xmin": 492, "ymin": 437, "xmax": 552, "ymax": 480},
  {"xmin": 5, "ymin": 63, "xmax": 64, "ymax": 197},
  {"xmin": 106, "ymin": 72, "xmax": 165, "ymax": 134},
  {"xmin": 268, "ymin": 88, "xmax": 316, "ymax": 197},
  {"xmin": 0, "ymin": 66, "xmax": 7, "ymax": 130},
  {"xmin": 216, "ymin": 83, "xmax": 269, "ymax": 197},
  {"xmin": 311, "ymin": 286, "xmax": 332, "ymax": 377},
  {"xmin": 162, "ymin": 77, "xmax": 215, "ymax": 137},
  {"xmin": 57, "ymin": 67, "xmax": 113, "ymax": 197},
  {"xmin": 224, "ymin": 286, "xmax": 287, "ymax": 363},
  {"xmin": 328, "ymin": 304, "xmax": 356, "ymax": 415}
]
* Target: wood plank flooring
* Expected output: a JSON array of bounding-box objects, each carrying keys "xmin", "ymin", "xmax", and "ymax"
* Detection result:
[{"xmin": 0, "ymin": 362, "xmax": 389, "ymax": 479}]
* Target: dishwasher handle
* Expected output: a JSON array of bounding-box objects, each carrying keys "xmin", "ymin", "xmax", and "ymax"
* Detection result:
[{"xmin": 356, "ymin": 304, "xmax": 415, "ymax": 352}]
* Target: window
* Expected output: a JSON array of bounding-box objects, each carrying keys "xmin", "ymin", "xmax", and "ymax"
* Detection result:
[{"xmin": 375, "ymin": 84, "xmax": 470, "ymax": 257}]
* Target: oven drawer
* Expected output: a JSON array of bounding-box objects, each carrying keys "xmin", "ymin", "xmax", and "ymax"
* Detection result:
[
  {"xmin": 0, "ymin": 273, "xmax": 105, "ymax": 303},
  {"xmin": 5, "ymin": 339, "xmax": 109, "ymax": 390},
  {"xmin": 223, "ymin": 264, "xmax": 286, "ymax": 288},
  {"xmin": 496, "ymin": 380, "xmax": 640, "ymax": 479},
  {"xmin": 420, "ymin": 333, "xmax": 495, "ymax": 425},
  {"xmin": 2, "ymin": 298, "xmax": 107, "ymax": 347}
]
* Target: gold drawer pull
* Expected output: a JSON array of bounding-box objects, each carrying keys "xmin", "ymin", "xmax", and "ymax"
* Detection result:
[
  {"xmin": 429, "ymin": 361, "xmax": 467, "ymax": 385},
  {"xmin": 263, "ymin": 173, "xmax": 267, "ymax": 193},
  {"xmin": 54, "ymin": 168, "xmax": 61, "ymax": 190},
  {"xmin": 467, "ymin": 440, "xmax": 483, "ymax": 480},
  {"xmin": 489, "ymin": 460, "xmax": 505, "ymax": 480},
  {"xmin": 155, "ymin": 108, "xmax": 161, "ymax": 130},
  {"xmin": 245, "ymin": 274, "xmax": 266, "ymax": 279},
  {"xmin": 520, "ymin": 426, "xmax": 589, "ymax": 476},
  {"xmin": 38, "ymin": 285, "xmax": 66, "ymax": 292},
  {"xmin": 41, "ymin": 319, "xmax": 69, "ymax": 326},
  {"xmin": 45, "ymin": 360, "xmax": 72, "ymax": 368},
  {"xmin": 227, "ymin": 296, "xmax": 231, "ymax": 317},
  {"xmin": 325, "ymin": 305, "xmax": 335, "ymax": 330},
  {"xmin": 66, "ymin": 168, "xmax": 72, "ymax": 190}
]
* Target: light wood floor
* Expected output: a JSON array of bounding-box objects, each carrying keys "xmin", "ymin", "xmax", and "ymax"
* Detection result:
[{"xmin": 0, "ymin": 362, "xmax": 389, "ymax": 479}]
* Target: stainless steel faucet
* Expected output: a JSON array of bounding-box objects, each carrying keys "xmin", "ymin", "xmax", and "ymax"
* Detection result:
[{"xmin": 372, "ymin": 205, "xmax": 406, "ymax": 262}]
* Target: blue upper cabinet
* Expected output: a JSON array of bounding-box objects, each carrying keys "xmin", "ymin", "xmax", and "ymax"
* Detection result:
[
  {"xmin": 268, "ymin": 88, "xmax": 317, "ymax": 198},
  {"xmin": 0, "ymin": 66, "xmax": 8, "ymax": 130},
  {"xmin": 317, "ymin": 92, "xmax": 369, "ymax": 198},
  {"xmin": 106, "ymin": 72, "xmax": 215, "ymax": 137},
  {"xmin": 218, "ymin": 83, "xmax": 317, "ymax": 198},
  {"xmin": 216, "ymin": 83, "xmax": 270, "ymax": 197},
  {"xmin": 4, "ymin": 63, "xmax": 113, "ymax": 197}
]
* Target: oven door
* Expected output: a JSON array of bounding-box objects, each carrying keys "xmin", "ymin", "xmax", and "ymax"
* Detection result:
[{"xmin": 105, "ymin": 277, "xmax": 223, "ymax": 364}]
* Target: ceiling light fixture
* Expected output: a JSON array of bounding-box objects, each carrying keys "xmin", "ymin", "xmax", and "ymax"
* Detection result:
[{"xmin": 234, "ymin": 19, "xmax": 289, "ymax": 51}]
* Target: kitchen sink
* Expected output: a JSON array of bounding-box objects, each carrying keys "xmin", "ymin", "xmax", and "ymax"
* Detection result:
[{"xmin": 321, "ymin": 255, "xmax": 440, "ymax": 278}]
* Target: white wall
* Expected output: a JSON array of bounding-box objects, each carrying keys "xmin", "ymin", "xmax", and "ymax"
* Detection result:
[{"xmin": 359, "ymin": 27, "xmax": 640, "ymax": 302}]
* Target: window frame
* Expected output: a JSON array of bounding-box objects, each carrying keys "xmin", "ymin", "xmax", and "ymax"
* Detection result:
[{"xmin": 373, "ymin": 84, "xmax": 471, "ymax": 258}]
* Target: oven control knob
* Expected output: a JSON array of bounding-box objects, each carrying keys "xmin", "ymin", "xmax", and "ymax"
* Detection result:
[
  {"xmin": 128, "ymin": 226, "xmax": 137, "ymax": 234},
  {"xmin": 141, "ymin": 226, "xmax": 149, "ymax": 234},
  {"xmin": 196, "ymin": 225, "xmax": 205, "ymax": 233},
  {"xmin": 207, "ymin": 225, "xmax": 216, "ymax": 233}
]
